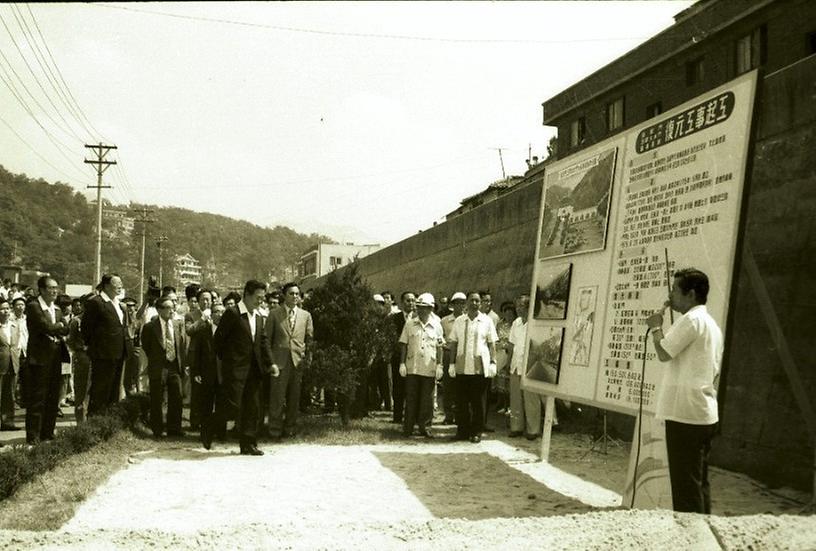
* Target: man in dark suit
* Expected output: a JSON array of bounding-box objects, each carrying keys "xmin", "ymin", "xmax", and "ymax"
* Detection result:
[
  {"xmin": 82, "ymin": 274, "xmax": 130, "ymax": 416},
  {"xmin": 211, "ymin": 280, "xmax": 272, "ymax": 455},
  {"xmin": 266, "ymin": 282, "xmax": 313, "ymax": 439},
  {"xmin": 189, "ymin": 292, "xmax": 226, "ymax": 447},
  {"xmin": 389, "ymin": 292, "xmax": 415, "ymax": 424},
  {"xmin": 25, "ymin": 277, "xmax": 70, "ymax": 444},
  {"xmin": 141, "ymin": 295, "xmax": 187, "ymax": 437}
]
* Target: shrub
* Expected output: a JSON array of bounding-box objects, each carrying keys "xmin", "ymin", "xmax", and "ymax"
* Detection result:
[
  {"xmin": 305, "ymin": 263, "xmax": 393, "ymax": 422},
  {"xmin": 0, "ymin": 393, "xmax": 148, "ymax": 502}
]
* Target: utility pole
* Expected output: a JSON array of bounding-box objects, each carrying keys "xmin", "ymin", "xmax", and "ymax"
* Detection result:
[
  {"xmin": 156, "ymin": 235, "xmax": 168, "ymax": 287},
  {"xmin": 492, "ymin": 147, "xmax": 507, "ymax": 179},
  {"xmin": 84, "ymin": 143, "xmax": 117, "ymax": 284},
  {"xmin": 131, "ymin": 207, "xmax": 155, "ymax": 300}
]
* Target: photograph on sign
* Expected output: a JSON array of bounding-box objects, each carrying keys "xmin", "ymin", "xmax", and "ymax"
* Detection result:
[
  {"xmin": 533, "ymin": 262, "xmax": 572, "ymax": 320},
  {"xmin": 568, "ymin": 285, "xmax": 598, "ymax": 367},
  {"xmin": 538, "ymin": 147, "xmax": 617, "ymax": 260},
  {"xmin": 525, "ymin": 326, "xmax": 565, "ymax": 385}
]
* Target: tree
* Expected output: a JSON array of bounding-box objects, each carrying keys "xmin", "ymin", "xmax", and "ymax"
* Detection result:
[{"xmin": 304, "ymin": 263, "xmax": 393, "ymax": 424}]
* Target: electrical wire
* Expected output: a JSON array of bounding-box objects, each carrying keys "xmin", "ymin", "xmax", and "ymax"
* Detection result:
[
  {"xmin": 88, "ymin": 3, "xmax": 656, "ymax": 45},
  {"xmin": 0, "ymin": 113, "xmax": 88, "ymax": 183},
  {"xmin": 630, "ymin": 326, "xmax": 652, "ymax": 508},
  {"xmin": 11, "ymin": 3, "xmax": 95, "ymax": 142},
  {"xmin": 0, "ymin": 8, "xmax": 86, "ymax": 143},
  {"xmin": 24, "ymin": 3, "xmax": 109, "ymax": 142}
]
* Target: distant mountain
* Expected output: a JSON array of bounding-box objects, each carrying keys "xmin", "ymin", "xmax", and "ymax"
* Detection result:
[
  {"xmin": 570, "ymin": 149, "xmax": 616, "ymax": 210},
  {"xmin": 0, "ymin": 165, "xmax": 330, "ymax": 294}
]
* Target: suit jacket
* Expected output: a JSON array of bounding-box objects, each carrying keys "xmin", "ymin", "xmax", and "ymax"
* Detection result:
[
  {"xmin": 81, "ymin": 294, "xmax": 130, "ymax": 361},
  {"xmin": 9, "ymin": 315, "xmax": 27, "ymax": 370},
  {"xmin": 0, "ymin": 322, "xmax": 12, "ymax": 375},
  {"xmin": 189, "ymin": 320, "xmax": 220, "ymax": 384},
  {"xmin": 213, "ymin": 305, "xmax": 271, "ymax": 381},
  {"xmin": 266, "ymin": 306, "xmax": 313, "ymax": 368},
  {"xmin": 25, "ymin": 299, "xmax": 69, "ymax": 366},
  {"xmin": 389, "ymin": 311, "xmax": 411, "ymax": 365},
  {"xmin": 141, "ymin": 316, "xmax": 187, "ymax": 378}
]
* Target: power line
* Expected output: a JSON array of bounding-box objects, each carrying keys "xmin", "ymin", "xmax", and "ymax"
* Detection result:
[
  {"xmin": 0, "ymin": 66, "xmax": 93, "ymax": 183},
  {"xmin": 25, "ymin": 3, "xmax": 109, "ymax": 142},
  {"xmin": 0, "ymin": 8, "xmax": 85, "ymax": 143},
  {"xmin": 88, "ymin": 3, "xmax": 655, "ymax": 45},
  {"xmin": 11, "ymin": 3, "xmax": 95, "ymax": 142},
  {"xmin": 0, "ymin": 113, "xmax": 86, "ymax": 183}
]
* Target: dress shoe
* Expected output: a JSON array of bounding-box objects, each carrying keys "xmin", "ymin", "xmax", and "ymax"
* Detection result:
[
  {"xmin": 450, "ymin": 433, "xmax": 469, "ymax": 442},
  {"xmin": 240, "ymin": 446, "xmax": 264, "ymax": 456},
  {"xmin": 419, "ymin": 431, "xmax": 434, "ymax": 439},
  {"xmin": 0, "ymin": 424, "xmax": 20, "ymax": 431},
  {"xmin": 200, "ymin": 427, "xmax": 213, "ymax": 450},
  {"xmin": 56, "ymin": 409, "xmax": 64, "ymax": 418},
  {"xmin": 508, "ymin": 431, "xmax": 523, "ymax": 437},
  {"xmin": 525, "ymin": 433, "xmax": 538, "ymax": 441},
  {"xmin": 469, "ymin": 434, "xmax": 482, "ymax": 443},
  {"xmin": 167, "ymin": 430, "xmax": 186, "ymax": 438}
]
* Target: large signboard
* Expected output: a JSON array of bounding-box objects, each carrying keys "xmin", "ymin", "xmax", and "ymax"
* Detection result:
[{"xmin": 523, "ymin": 70, "xmax": 758, "ymax": 416}]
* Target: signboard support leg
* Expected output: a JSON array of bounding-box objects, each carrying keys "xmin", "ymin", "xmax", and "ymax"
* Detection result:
[{"xmin": 540, "ymin": 396, "xmax": 555, "ymax": 462}]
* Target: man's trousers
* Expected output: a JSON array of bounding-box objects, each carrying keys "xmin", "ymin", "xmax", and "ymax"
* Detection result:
[
  {"xmin": 454, "ymin": 374, "xmax": 486, "ymax": 438},
  {"xmin": 664, "ymin": 420, "xmax": 717, "ymax": 514}
]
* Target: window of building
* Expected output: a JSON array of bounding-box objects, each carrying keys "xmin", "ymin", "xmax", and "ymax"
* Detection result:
[
  {"xmin": 685, "ymin": 57, "xmax": 705, "ymax": 85},
  {"xmin": 605, "ymin": 97, "xmax": 624, "ymax": 132},
  {"xmin": 735, "ymin": 25, "xmax": 767, "ymax": 75},
  {"xmin": 646, "ymin": 102, "xmax": 662, "ymax": 119},
  {"xmin": 569, "ymin": 117, "xmax": 585, "ymax": 148},
  {"xmin": 329, "ymin": 256, "xmax": 343, "ymax": 268}
]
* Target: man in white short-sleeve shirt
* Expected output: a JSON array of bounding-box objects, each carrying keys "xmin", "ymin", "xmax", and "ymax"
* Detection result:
[
  {"xmin": 647, "ymin": 268, "xmax": 723, "ymax": 514},
  {"xmin": 447, "ymin": 291, "xmax": 498, "ymax": 443}
]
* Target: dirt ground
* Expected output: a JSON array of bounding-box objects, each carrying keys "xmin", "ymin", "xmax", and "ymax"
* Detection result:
[{"xmin": 0, "ymin": 410, "xmax": 813, "ymax": 549}]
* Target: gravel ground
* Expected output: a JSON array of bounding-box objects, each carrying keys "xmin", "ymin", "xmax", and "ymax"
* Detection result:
[
  {"xmin": 0, "ymin": 440, "xmax": 813, "ymax": 550},
  {"xmin": 2, "ymin": 513, "xmax": 815, "ymax": 550}
]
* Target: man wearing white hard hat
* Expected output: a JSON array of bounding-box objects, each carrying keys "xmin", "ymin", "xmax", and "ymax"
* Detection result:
[{"xmin": 398, "ymin": 292, "xmax": 444, "ymax": 438}]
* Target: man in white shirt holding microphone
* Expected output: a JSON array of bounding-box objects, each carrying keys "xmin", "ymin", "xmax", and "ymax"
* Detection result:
[{"xmin": 646, "ymin": 267, "xmax": 723, "ymax": 514}]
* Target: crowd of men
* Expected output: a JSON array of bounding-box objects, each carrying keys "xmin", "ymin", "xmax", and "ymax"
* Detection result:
[
  {"xmin": 0, "ymin": 275, "xmax": 315, "ymax": 456},
  {"xmin": 0, "ymin": 275, "xmax": 549, "ymax": 454}
]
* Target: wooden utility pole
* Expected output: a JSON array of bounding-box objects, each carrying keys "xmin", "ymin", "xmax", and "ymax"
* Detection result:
[
  {"xmin": 84, "ymin": 143, "xmax": 117, "ymax": 284},
  {"xmin": 131, "ymin": 207, "xmax": 155, "ymax": 300},
  {"xmin": 156, "ymin": 235, "xmax": 168, "ymax": 287},
  {"xmin": 492, "ymin": 147, "xmax": 507, "ymax": 179}
]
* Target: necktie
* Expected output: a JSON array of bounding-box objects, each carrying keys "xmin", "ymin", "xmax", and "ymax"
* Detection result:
[
  {"xmin": 288, "ymin": 308, "xmax": 296, "ymax": 332},
  {"xmin": 165, "ymin": 320, "xmax": 176, "ymax": 362}
]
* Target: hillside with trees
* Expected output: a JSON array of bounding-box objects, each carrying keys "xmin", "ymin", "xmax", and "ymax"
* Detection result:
[{"xmin": 0, "ymin": 165, "xmax": 330, "ymax": 294}]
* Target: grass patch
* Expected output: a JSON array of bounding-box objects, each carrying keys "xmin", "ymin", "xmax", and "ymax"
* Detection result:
[
  {"xmin": 0, "ymin": 431, "xmax": 151, "ymax": 531},
  {"xmin": 0, "ymin": 394, "xmax": 148, "ymax": 504}
]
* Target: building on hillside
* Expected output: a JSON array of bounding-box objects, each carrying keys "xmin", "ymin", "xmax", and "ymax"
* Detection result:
[
  {"xmin": 174, "ymin": 253, "xmax": 202, "ymax": 287},
  {"xmin": 96, "ymin": 205, "xmax": 135, "ymax": 238},
  {"xmin": 298, "ymin": 243, "xmax": 381, "ymax": 283},
  {"xmin": 446, "ymin": 176, "xmax": 525, "ymax": 220}
]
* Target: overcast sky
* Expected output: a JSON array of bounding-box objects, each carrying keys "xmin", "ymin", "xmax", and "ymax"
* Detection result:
[{"xmin": 0, "ymin": 1, "xmax": 691, "ymax": 246}]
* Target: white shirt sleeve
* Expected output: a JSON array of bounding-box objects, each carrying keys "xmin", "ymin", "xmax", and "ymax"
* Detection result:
[{"xmin": 660, "ymin": 315, "xmax": 697, "ymax": 359}]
